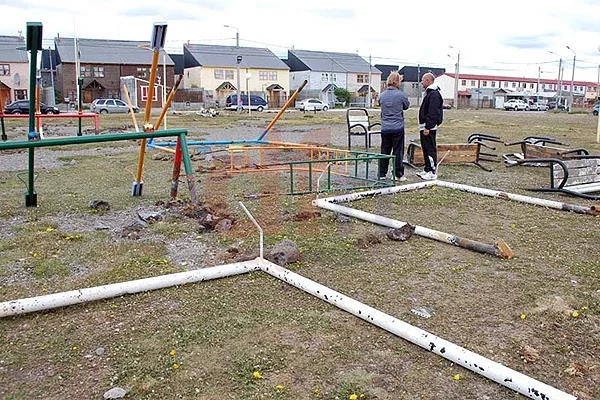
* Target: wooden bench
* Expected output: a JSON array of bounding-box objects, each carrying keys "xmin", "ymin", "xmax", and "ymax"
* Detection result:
[
  {"xmin": 503, "ymin": 136, "xmax": 589, "ymax": 164},
  {"xmin": 508, "ymin": 155, "xmax": 600, "ymax": 200},
  {"xmin": 406, "ymin": 141, "xmax": 493, "ymax": 171},
  {"xmin": 346, "ymin": 108, "xmax": 381, "ymax": 150}
]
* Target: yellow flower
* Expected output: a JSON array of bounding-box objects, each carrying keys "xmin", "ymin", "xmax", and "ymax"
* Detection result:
[
  {"xmin": 253, "ymin": 371, "xmax": 263, "ymax": 379},
  {"xmin": 169, "ymin": 349, "xmax": 176, "ymax": 356},
  {"xmin": 45, "ymin": 227, "xmax": 54, "ymax": 232},
  {"xmin": 572, "ymin": 311, "xmax": 580, "ymax": 318},
  {"xmin": 349, "ymin": 394, "xmax": 358, "ymax": 400},
  {"xmin": 313, "ymin": 388, "xmax": 321, "ymax": 394},
  {"xmin": 275, "ymin": 384, "xmax": 284, "ymax": 390},
  {"xmin": 33, "ymin": 253, "xmax": 39, "ymax": 258},
  {"xmin": 173, "ymin": 363, "xmax": 180, "ymax": 369},
  {"xmin": 520, "ymin": 314, "xmax": 526, "ymax": 320},
  {"xmin": 453, "ymin": 374, "xmax": 462, "ymax": 381},
  {"xmin": 72, "ymin": 346, "xmax": 78, "ymax": 351}
]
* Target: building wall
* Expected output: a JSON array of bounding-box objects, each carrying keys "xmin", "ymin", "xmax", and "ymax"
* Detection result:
[{"xmin": 0, "ymin": 62, "xmax": 29, "ymax": 103}]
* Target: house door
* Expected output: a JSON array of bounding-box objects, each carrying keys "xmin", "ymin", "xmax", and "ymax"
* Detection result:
[
  {"xmin": 0, "ymin": 83, "xmax": 11, "ymax": 107},
  {"xmin": 84, "ymin": 90, "xmax": 93, "ymax": 103}
]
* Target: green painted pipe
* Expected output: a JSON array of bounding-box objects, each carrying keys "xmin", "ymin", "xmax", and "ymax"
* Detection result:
[
  {"xmin": 177, "ymin": 133, "xmax": 198, "ymax": 205},
  {"xmin": 0, "ymin": 129, "xmax": 188, "ymax": 150}
]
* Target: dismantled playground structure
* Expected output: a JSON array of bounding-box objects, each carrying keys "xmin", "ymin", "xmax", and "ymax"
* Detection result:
[{"xmin": 2, "ymin": 22, "xmax": 600, "ymax": 400}]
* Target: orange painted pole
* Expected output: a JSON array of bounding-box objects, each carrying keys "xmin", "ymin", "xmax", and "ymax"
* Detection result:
[
  {"xmin": 122, "ymin": 84, "xmax": 140, "ymax": 132},
  {"xmin": 257, "ymin": 79, "xmax": 308, "ymax": 141}
]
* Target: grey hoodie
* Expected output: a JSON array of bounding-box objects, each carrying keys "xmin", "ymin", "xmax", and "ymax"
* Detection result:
[{"xmin": 379, "ymin": 87, "xmax": 410, "ymax": 134}]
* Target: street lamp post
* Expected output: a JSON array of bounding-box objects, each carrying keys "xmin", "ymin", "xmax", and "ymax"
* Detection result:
[
  {"xmin": 549, "ymin": 51, "xmax": 563, "ymax": 108},
  {"xmin": 224, "ymin": 25, "xmax": 241, "ymax": 111},
  {"xmin": 449, "ymin": 46, "xmax": 460, "ymax": 109},
  {"xmin": 566, "ymin": 46, "xmax": 576, "ymax": 112},
  {"xmin": 537, "ymin": 66, "xmax": 544, "ymax": 103}
]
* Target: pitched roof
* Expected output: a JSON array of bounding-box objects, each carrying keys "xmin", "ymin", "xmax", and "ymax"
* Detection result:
[
  {"xmin": 289, "ymin": 50, "xmax": 381, "ymax": 74},
  {"xmin": 0, "ymin": 35, "xmax": 28, "ymax": 63},
  {"xmin": 184, "ymin": 44, "xmax": 289, "ymax": 70},
  {"xmin": 443, "ymin": 72, "xmax": 594, "ymax": 87},
  {"xmin": 54, "ymin": 37, "xmax": 175, "ymax": 66},
  {"xmin": 374, "ymin": 64, "xmax": 399, "ymax": 80}
]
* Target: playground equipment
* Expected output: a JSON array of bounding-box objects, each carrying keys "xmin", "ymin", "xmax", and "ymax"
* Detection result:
[{"xmin": 0, "ymin": 22, "xmax": 197, "ymax": 207}]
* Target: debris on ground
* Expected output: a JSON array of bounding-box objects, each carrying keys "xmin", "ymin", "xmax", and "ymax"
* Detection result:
[
  {"xmin": 293, "ymin": 210, "xmax": 321, "ymax": 221},
  {"xmin": 89, "ymin": 200, "xmax": 110, "ymax": 211},
  {"xmin": 387, "ymin": 223, "xmax": 415, "ymax": 241},
  {"xmin": 518, "ymin": 344, "xmax": 540, "ymax": 363},
  {"xmin": 266, "ymin": 239, "xmax": 300, "ymax": 266},
  {"xmin": 356, "ymin": 233, "xmax": 381, "ymax": 248}
]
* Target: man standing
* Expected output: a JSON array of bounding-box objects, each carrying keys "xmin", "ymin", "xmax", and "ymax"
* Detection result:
[
  {"xmin": 378, "ymin": 72, "xmax": 410, "ymax": 181},
  {"xmin": 417, "ymin": 72, "xmax": 443, "ymax": 180}
]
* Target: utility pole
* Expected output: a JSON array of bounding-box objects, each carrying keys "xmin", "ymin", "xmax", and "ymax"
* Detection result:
[
  {"xmin": 367, "ymin": 54, "xmax": 372, "ymax": 108},
  {"xmin": 597, "ymin": 64, "xmax": 599, "ymax": 101},
  {"xmin": 48, "ymin": 46, "xmax": 55, "ymax": 106},
  {"xmin": 224, "ymin": 25, "xmax": 241, "ymax": 111},
  {"xmin": 417, "ymin": 64, "xmax": 421, "ymax": 106},
  {"xmin": 566, "ymin": 46, "xmax": 576, "ymax": 112},
  {"xmin": 449, "ymin": 46, "xmax": 460, "ymax": 109},
  {"xmin": 537, "ymin": 66, "xmax": 541, "ymax": 104}
]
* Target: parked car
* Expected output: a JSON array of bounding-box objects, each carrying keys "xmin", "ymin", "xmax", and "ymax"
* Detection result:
[
  {"xmin": 295, "ymin": 98, "xmax": 329, "ymax": 111},
  {"xmin": 530, "ymin": 102, "xmax": 549, "ymax": 111},
  {"xmin": 592, "ymin": 104, "xmax": 599, "ymax": 116},
  {"xmin": 224, "ymin": 95, "xmax": 268, "ymax": 112},
  {"xmin": 91, "ymin": 99, "xmax": 139, "ymax": 114},
  {"xmin": 3, "ymin": 100, "xmax": 60, "ymax": 114},
  {"xmin": 503, "ymin": 99, "xmax": 529, "ymax": 111}
]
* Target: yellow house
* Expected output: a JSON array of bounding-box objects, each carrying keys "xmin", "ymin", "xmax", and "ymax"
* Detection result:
[{"xmin": 183, "ymin": 44, "xmax": 290, "ymax": 107}]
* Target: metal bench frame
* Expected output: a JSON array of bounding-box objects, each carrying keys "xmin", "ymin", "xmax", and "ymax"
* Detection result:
[{"xmin": 346, "ymin": 108, "xmax": 381, "ymax": 150}]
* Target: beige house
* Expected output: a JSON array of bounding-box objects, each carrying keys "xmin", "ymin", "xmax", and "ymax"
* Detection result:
[
  {"xmin": 0, "ymin": 35, "xmax": 30, "ymax": 106},
  {"xmin": 183, "ymin": 44, "xmax": 290, "ymax": 107}
]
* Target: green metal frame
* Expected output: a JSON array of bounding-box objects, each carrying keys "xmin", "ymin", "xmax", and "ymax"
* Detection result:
[{"xmin": 0, "ymin": 129, "xmax": 193, "ymax": 207}]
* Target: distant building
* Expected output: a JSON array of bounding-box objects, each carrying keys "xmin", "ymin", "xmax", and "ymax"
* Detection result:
[{"xmin": 0, "ymin": 35, "xmax": 28, "ymax": 105}]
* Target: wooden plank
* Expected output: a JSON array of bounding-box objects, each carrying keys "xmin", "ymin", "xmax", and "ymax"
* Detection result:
[
  {"xmin": 438, "ymin": 144, "xmax": 478, "ymax": 151},
  {"xmin": 558, "ymin": 159, "xmax": 600, "ymax": 169},
  {"xmin": 554, "ymin": 166, "xmax": 600, "ymax": 179},
  {"xmin": 525, "ymin": 145, "xmax": 563, "ymax": 159}
]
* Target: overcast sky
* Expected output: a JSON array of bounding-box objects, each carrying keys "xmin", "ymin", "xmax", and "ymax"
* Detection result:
[{"xmin": 1, "ymin": 0, "xmax": 599, "ymax": 83}]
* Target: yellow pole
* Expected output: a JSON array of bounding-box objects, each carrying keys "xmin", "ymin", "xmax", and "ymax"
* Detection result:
[{"xmin": 135, "ymin": 50, "xmax": 160, "ymax": 185}]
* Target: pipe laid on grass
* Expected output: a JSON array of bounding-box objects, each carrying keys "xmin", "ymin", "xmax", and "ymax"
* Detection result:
[
  {"xmin": 313, "ymin": 198, "xmax": 513, "ymax": 259},
  {"xmin": 318, "ymin": 181, "xmax": 436, "ymax": 204},
  {"xmin": 258, "ymin": 258, "xmax": 576, "ymax": 400},
  {"xmin": 0, "ymin": 261, "xmax": 260, "ymax": 317},
  {"xmin": 435, "ymin": 180, "xmax": 599, "ymax": 215}
]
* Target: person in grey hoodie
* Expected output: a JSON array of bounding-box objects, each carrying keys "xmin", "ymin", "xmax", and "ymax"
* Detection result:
[
  {"xmin": 417, "ymin": 72, "xmax": 443, "ymax": 180},
  {"xmin": 378, "ymin": 72, "xmax": 410, "ymax": 181}
]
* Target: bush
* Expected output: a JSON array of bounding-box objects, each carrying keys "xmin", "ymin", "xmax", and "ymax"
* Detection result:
[{"xmin": 334, "ymin": 88, "xmax": 351, "ymax": 107}]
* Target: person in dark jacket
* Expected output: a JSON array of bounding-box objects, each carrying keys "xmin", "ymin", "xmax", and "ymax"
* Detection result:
[
  {"xmin": 417, "ymin": 72, "xmax": 443, "ymax": 180},
  {"xmin": 378, "ymin": 72, "xmax": 410, "ymax": 181}
]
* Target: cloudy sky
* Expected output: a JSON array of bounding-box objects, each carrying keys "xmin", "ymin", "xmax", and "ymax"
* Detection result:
[{"xmin": 1, "ymin": 0, "xmax": 599, "ymax": 82}]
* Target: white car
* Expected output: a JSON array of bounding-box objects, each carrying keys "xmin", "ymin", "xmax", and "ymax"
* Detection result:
[
  {"xmin": 295, "ymin": 98, "xmax": 329, "ymax": 111},
  {"xmin": 504, "ymin": 99, "xmax": 529, "ymax": 111},
  {"xmin": 530, "ymin": 102, "xmax": 549, "ymax": 111}
]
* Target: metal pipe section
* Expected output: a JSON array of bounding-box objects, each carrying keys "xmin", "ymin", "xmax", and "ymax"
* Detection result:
[
  {"xmin": 177, "ymin": 133, "xmax": 198, "ymax": 205},
  {"xmin": 317, "ymin": 181, "xmax": 436, "ymax": 204},
  {"xmin": 153, "ymin": 74, "xmax": 183, "ymax": 131},
  {"xmin": 314, "ymin": 198, "xmax": 513, "ymax": 259},
  {"xmin": 435, "ymin": 181, "xmax": 599, "ymax": 216},
  {"xmin": 257, "ymin": 80, "xmax": 308, "ymax": 141},
  {"xmin": 1, "ymin": 113, "xmax": 100, "ymax": 135},
  {"xmin": 170, "ymin": 137, "xmax": 182, "ymax": 199},
  {"xmin": 123, "ymin": 84, "xmax": 140, "ymax": 132},
  {"xmin": 0, "ymin": 129, "xmax": 188, "ymax": 151},
  {"xmin": 0, "ymin": 260, "xmax": 261, "ymax": 318},
  {"xmin": 238, "ymin": 202, "xmax": 264, "ymax": 259},
  {"xmin": 257, "ymin": 259, "xmax": 576, "ymax": 400}
]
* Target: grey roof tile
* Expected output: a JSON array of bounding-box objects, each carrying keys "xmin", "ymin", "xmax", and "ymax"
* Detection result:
[
  {"xmin": 185, "ymin": 44, "xmax": 289, "ymax": 69},
  {"xmin": 290, "ymin": 50, "xmax": 381, "ymax": 74},
  {"xmin": 55, "ymin": 37, "xmax": 174, "ymax": 65},
  {"xmin": 0, "ymin": 36, "xmax": 28, "ymax": 63}
]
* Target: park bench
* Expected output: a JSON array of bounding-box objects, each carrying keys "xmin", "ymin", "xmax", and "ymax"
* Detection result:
[
  {"xmin": 346, "ymin": 108, "xmax": 381, "ymax": 150},
  {"xmin": 405, "ymin": 134, "xmax": 503, "ymax": 171},
  {"xmin": 507, "ymin": 155, "xmax": 600, "ymax": 200},
  {"xmin": 503, "ymin": 136, "xmax": 589, "ymax": 165}
]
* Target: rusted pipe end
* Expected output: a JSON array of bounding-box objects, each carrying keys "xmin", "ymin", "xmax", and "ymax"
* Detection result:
[
  {"xmin": 495, "ymin": 239, "xmax": 514, "ymax": 259},
  {"xmin": 590, "ymin": 205, "xmax": 600, "ymax": 216}
]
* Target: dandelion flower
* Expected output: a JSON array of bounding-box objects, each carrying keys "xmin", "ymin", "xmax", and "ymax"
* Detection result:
[
  {"xmin": 520, "ymin": 314, "xmax": 526, "ymax": 320},
  {"xmin": 45, "ymin": 227, "xmax": 54, "ymax": 232},
  {"xmin": 453, "ymin": 374, "xmax": 462, "ymax": 381},
  {"xmin": 169, "ymin": 349, "xmax": 176, "ymax": 356},
  {"xmin": 72, "ymin": 346, "xmax": 78, "ymax": 351},
  {"xmin": 349, "ymin": 394, "xmax": 358, "ymax": 400},
  {"xmin": 173, "ymin": 363, "xmax": 180, "ymax": 369},
  {"xmin": 275, "ymin": 384, "xmax": 284, "ymax": 390},
  {"xmin": 572, "ymin": 311, "xmax": 580, "ymax": 318},
  {"xmin": 253, "ymin": 371, "xmax": 263, "ymax": 379}
]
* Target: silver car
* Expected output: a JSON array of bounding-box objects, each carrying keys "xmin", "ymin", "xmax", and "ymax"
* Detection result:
[
  {"xmin": 530, "ymin": 102, "xmax": 549, "ymax": 111},
  {"xmin": 296, "ymin": 98, "xmax": 329, "ymax": 111},
  {"xmin": 91, "ymin": 99, "xmax": 139, "ymax": 114}
]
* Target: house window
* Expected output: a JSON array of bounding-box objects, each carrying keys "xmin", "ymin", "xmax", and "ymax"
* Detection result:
[
  {"xmin": 141, "ymin": 85, "xmax": 158, "ymax": 101},
  {"xmin": 491, "ymin": 81, "xmax": 496, "ymax": 88},
  {"xmin": 357, "ymin": 74, "xmax": 367, "ymax": 83},
  {"xmin": 563, "ymin": 85, "xmax": 567, "ymax": 90},
  {"xmin": 470, "ymin": 80, "xmax": 476, "ymax": 86},
  {"xmin": 80, "ymin": 66, "xmax": 91, "ymax": 77},
  {"xmin": 107, "ymin": 90, "xmax": 119, "ymax": 99},
  {"xmin": 214, "ymin": 70, "xmax": 224, "ymax": 79},
  {"xmin": 482, "ymin": 81, "xmax": 488, "ymax": 87},
  {"xmin": 461, "ymin": 80, "xmax": 466, "ymax": 86},
  {"xmin": 269, "ymin": 71, "xmax": 277, "ymax": 80},
  {"xmin": 530, "ymin": 83, "xmax": 534, "ymax": 89},
  {"xmin": 0, "ymin": 64, "xmax": 9, "ymax": 76},
  {"xmin": 260, "ymin": 71, "xmax": 268, "ymax": 80},
  {"xmin": 14, "ymin": 89, "xmax": 27, "ymax": 100},
  {"xmin": 137, "ymin": 68, "xmax": 149, "ymax": 79},
  {"xmin": 512, "ymin": 82, "xmax": 516, "ymax": 88},
  {"xmin": 93, "ymin": 66, "xmax": 104, "ymax": 78},
  {"xmin": 503, "ymin": 82, "xmax": 508, "ymax": 88},
  {"xmin": 331, "ymin": 73, "xmax": 337, "ymax": 82},
  {"xmin": 321, "ymin": 73, "xmax": 328, "ymax": 81},
  {"xmin": 224, "ymin": 70, "xmax": 234, "ymax": 80}
]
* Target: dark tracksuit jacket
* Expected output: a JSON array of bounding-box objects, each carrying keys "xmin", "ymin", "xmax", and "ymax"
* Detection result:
[{"xmin": 418, "ymin": 85, "xmax": 443, "ymax": 172}]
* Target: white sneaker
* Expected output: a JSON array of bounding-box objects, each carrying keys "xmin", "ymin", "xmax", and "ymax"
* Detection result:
[
  {"xmin": 378, "ymin": 174, "xmax": 389, "ymax": 181},
  {"xmin": 396, "ymin": 176, "xmax": 407, "ymax": 182},
  {"xmin": 419, "ymin": 171, "xmax": 437, "ymax": 180},
  {"xmin": 415, "ymin": 170, "xmax": 426, "ymax": 178}
]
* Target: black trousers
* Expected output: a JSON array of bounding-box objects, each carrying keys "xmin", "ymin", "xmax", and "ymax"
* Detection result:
[
  {"xmin": 419, "ymin": 130, "xmax": 437, "ymax": 172},
  {"xmin": 379, "ymin": 132, "xmax": 405, "ymax": 178}
]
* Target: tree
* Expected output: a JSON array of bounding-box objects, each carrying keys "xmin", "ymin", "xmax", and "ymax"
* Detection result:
[{"xmin": 334, "ymin": 88, "xmax": 350, "ymax": 107}]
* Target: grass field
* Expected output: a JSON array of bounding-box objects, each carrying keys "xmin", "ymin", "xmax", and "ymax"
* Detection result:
[{"xmin": 0, "ymin": 108, "xmax": 599, "ymax": 399}]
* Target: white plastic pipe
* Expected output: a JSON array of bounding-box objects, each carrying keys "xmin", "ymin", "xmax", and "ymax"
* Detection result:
[
  {"xmin": 435, "ymin": 180, "xmax": 598, "ymax": 215},
  {"xmin": 318, "ymin": 181, "xmax": 436, "ymax": 204},
  {"xmin": 313, "ymin": 198, "xmax": 512, "ymax": 258},
  {"xmin": 239, "ymin": 201, "xmax": 264, "ymax": 259},
  {"xmin": 0, "ymin": 261, "xmax": 261, "ymax": 317},
  {"xmin": 258, "ymin": 258, "xmax": 576, "ymax": 400}
]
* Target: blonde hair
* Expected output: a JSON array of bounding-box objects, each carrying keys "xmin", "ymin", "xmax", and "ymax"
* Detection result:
[{"xmin": 386, "ymin": 72, "xmax": 403, "ymax": 88}]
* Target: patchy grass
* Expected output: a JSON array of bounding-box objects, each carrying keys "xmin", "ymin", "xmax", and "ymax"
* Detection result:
[{"xmin": 1, "ymin": 109, "xmax": 599, "ymax": 400}]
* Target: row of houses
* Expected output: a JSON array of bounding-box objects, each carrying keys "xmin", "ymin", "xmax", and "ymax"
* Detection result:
[{"xmin": 1, "ymin": 34, "xmax": 599, "ymax": 110}]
